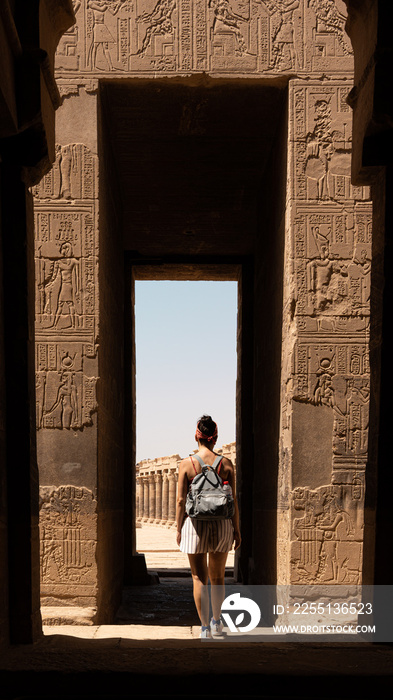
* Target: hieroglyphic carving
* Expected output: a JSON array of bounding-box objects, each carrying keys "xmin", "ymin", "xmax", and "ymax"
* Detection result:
[
  {"xmin": 40, "ymin": 486, "xmax": 97, "ymax": 589},
  {"xmin": 292, "ymin": 343, "xmax": 369, "ymax": 460},
  {"xmin": 306, "ymin": 0, "xmax": 353, "ymax": 72},
  {"xmin": 34, "ymin": 143, "xmax": 98, "ymax": 430},
  {"xmin": 291, "ymin": 83, "xmax": 369, "ymax": 202},
  {"xmin": 291, "ymin": 482, "xmax": 363, "ymax": 584},
  {"xmin": 134, "ymin": 0, "xmax": 177, "ymax": 62},
  {"xmin": 52, "ymin": 1, "xmax": 353, "ymax": 77},
  {"xmin": 209, "ymin": 1, "xmax": 248, "ymax": 54},
  {"xmin": 75, "ymin": 0, "xmax": 180, "ymax": 72},
  {"xmin": 86, "ymin": 0, "xmax": 125, "ymax": 70},
  {"xmin": 262, "ymin": 0, "xmax": 301, "ymax": 71},
  {"xmin": 32, "ymin": 144, "xmax": 97, "ymax": 200},
  {"xmin": 56, "ymin": 1, "xmax": 83, "ymax": 71},
  {"xmin": 293, "ymin": 205, "xmax": 372, "ymax": 329},
  {"xmin": 35, "ymin": 208, "xmax": 97, "ymax": 336},
  {"xmin": 36, "ymin": 343, "xmax": 97, "ymax": 429},
  {"xmin": 208, "ymin": 1, "xmax": 264, "ymax": 71},
  {"xmin": 39, "ymin": 242, "xmax": 81, "ymax": 329},
  {"xmin": 281, "ymin": 78, "xmax": 372, "ymax": 585}
]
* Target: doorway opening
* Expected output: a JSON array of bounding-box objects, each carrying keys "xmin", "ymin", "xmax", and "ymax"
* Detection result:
[
  {"xmin": 98, "ymin": 77, "xmax": 286, "ymax": 620},
  {"xmin": 134, "ymin": 276, "xmax": 238, "ymax": 579}
]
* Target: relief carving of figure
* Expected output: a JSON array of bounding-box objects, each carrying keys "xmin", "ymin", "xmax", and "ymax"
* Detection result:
[
  {"xmin": 41, "ymin": 242, "xmax": 80, "ymax": 328},
  {"xmin": 342, "ymin": 248, "xmax": 371, "ymax": 316},
  {"xmin": 40, "ymin": 487, "xmax": 94, "ymax": 582},
  {"xmin": 44, "ymin": 370, "xmax": 79, "ymax": 429},
  {"xmin": 292, "ymin": 489, "xmax": 357, "ymax": 584},
  {"xmin": 135, "ymin": 0, "xmax": 176, "ymax": 56},
  {"xmin": 332, "ymin": 375, "xmax": 369, "ymax": 457},
  {"xmin": 312, "ymin": 356, "xmax": 335, "ymax": 406},
  {"xmin": 87, "ymin": 0, "xmax": 123, "ymax": 70},
  {"xmin": 316, "ymin": 493, "xmax": 355, "ymax": 582},
  {"xmin": 304, "ymin": 97, "xmax": 352, "ymax": 200},
  {"xmin": 304, "ymin": 98, "xmax": 334, "ymax": 199},
  {"xmin": 307, "ymin": 242, "xmax": 334, "ymax": 312},
  {"xmin": 308, "ymin": 0, "xmax": 352, "ymax": 55},
  {"xmin": 262, "ymin": 0, "xmax": 300, "ymax": 70},
  {"xmin": 209, "ymin": 0, "xmax": 249, "ymax": 55},
  {"xmin": 306, "ymin": 228, "xmax": 344, "ymax": 313},
  {"xmin": 57, "ymin": 144, "xmax": 73, "ymax": 199},
  {"xmin": 36, "ymin": 373, "xmax": 46, "ymax": 429}
]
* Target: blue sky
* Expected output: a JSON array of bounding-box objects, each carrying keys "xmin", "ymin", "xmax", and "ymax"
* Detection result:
[{"xmin": 135, "ymin": 280, "xmax": 238, "ymax": 462}]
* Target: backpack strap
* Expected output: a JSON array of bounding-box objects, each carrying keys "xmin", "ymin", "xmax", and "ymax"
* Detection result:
[
  {"xmin": 189, "ymin": 456, "xmax": 198, "ymax": 475},
  {"xmin": 212, "ymin": 455, "xmax": 223, "ymax": 475},
  {"xmin": 194, "ymin": 454, "xmax": 223, "ymax": 472},
  {"xmin": 193, "ymin": 454, "xmax": 205, "ymax": 468}
]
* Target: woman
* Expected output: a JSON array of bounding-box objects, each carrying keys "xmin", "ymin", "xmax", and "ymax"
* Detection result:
[{"xmin": 176, "ymin": 415, "xmax": 241, "ymax": 638}]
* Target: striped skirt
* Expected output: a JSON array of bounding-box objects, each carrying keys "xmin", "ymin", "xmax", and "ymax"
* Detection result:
[{"xmin": 179, "ymin": 517, "xmax": 234, "ymax": 554}]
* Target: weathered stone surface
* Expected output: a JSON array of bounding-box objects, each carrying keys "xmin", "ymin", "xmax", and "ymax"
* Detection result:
[
  {"xmin": 40, "ymin": 485, "xmax": 98, "ymax": 604},
  {"xmin": 290, "ymin": 484, "xmax": 363, "ymax": 584},
  {"xmin": 276, "ymin": 66, "xmax": 372, "ymax": 585},
  {"xmin": 41, "ymin": 606, "xmax": 97, "ymax": 625}
]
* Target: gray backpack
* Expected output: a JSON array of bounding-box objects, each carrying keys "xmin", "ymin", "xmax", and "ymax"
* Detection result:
[{"xmin": 185, "ymin": 455, "xmax": 235, "ymax": 520}]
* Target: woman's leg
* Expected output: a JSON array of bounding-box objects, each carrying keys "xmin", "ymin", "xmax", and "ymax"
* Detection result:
[
  {"xmin": 188, "ymin": 553, "xmax": 209, "ymax": 626},
  {"xmin": 208, "ymin": 551, "xmax": 228, "ymax": 622}
]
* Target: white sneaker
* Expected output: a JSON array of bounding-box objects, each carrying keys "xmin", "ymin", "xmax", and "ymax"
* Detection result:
[
  {"xmin": 200, "ymin": 626, "xmax": 211, "ymax": 639},
  {"xmin": 210, "ymin": 617, "xmax": 225, "ymax": 637}
]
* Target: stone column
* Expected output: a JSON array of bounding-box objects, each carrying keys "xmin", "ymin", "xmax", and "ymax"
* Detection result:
[
  {"xmin": 155, "ymin": 473, "xmax": 163, "ymax": 524},
  {"xmin": 136, "ymin": 477, "xmax": 142, "ymax": 524},
  {"xmin": 167, "ymin": 471, "xmax": 177, "ymax": 527},
  {"xmin": 142, "ymin": 476, "xmax": 149, "ymax": 523},
  {"xmin": 148, "ymin": 474, "xmax": 156, "ymax": 523},
  {"xmin": 162, "ymin": 472, "xmax": 169, "ymax": 525}
]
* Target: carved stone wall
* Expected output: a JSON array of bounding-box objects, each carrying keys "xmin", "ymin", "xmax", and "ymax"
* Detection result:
[
  {"xmin": 279, "ymin": 78, "xmax": 371, "ymax": 584},
  {"xmin": 34, "ymin": 1, "xmax": 373, "ymax": 612}
]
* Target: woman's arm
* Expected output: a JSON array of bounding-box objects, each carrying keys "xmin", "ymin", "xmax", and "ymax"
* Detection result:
[{"xmin": 176, "ymin": 461, "xmax": 189, "ymax": 546}]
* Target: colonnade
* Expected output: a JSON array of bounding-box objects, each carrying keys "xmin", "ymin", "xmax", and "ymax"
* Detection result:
[{"xmin": 136, "ymin": 444, "xmax": 236, "ymax": 528}]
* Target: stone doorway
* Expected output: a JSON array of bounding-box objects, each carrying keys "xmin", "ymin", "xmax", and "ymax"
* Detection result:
[
  {"xmin": 36, "ymin": 77, "xmax": 288, "ymax": 621},
  {"xmin": 118, "ymin": 262, "xmax": 257, "ymax": 627},
  {"xmin": 107, "ymin": 79, "xmax": 287, "ymax": 604}
]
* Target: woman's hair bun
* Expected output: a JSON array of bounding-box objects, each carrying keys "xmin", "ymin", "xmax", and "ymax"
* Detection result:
[{"xmin": 197, "ymin": 414, "xmax": 217, "ymax": 437}]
